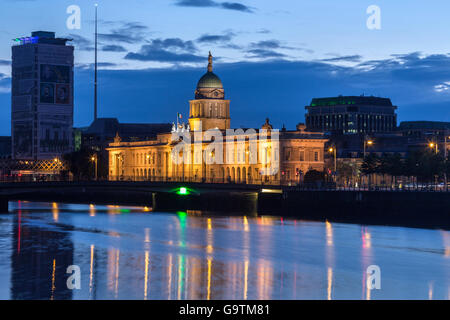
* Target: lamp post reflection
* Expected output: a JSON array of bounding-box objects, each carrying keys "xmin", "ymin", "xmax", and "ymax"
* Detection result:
[
  {"xmin": 144, "ymin": 250, "xmax": 149, "ymax": 300},
  {"xmin": 325, "ymin": 220, "xmax": 334, "ymax": 300},
  {"xmin": 428, "ymin": 282, "xmax": 434, "ymax": 300},
  {"xmin": 243, "ymin": 216, "xmax": 250, "ymax": 300},
  {"xmin": 206, "ymin": 218, "xmax": 214, "ymax": 300},
  {"xmin": 89, "ymin": 244, "xmax": 95, "ymax": 298},
  {"xmin": 361, "ymin": 226, "xmax": 373, "ymax": 300},
  {"xmin": 89, "ymin": 204, "xmax": 96, "ymax": 217},
  {"xmin": 52, "ymin": 202, "xmax": 59, "ymax": 222}
]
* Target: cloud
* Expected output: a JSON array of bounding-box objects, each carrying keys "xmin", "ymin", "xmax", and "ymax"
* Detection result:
[
  {"xmin": 434, "ymin": 82, "xmax": 450, "ymax": 93},
  {"xmin": 102, "ymin": 45, "xmax": 127, "ymax": 52},
  {"xmin": 197, "ymin": 32, "xmax": 235, "ymax": 44},
  {"xmin": 250, "ymin": 40, "xmax": 283, "ymax": 49},
  {"xmin": 76, "ymin": 62, "xmax": 119, "ymax": 70},
  {"xmin": 246, "ymin": 49, "xmax": 286, "ymax": 59},
  {"xmin": 68, "ymin": 34, "xmax": 94, "ymax": 51},
  {"xmin": 125, "ymin": 38, "xmax": 203, "ymax": 63},
  {"xmin": 245, "ymin": 40, "xmax": 293, "ymax": 58},
  {"xmin": 249, "ymin": 39, "xmax": 312, "ymax": 52},
  {"xmin": 175, "ymin": 0, "xmax": 253, "ymax": 12},
  {"xmin": 220, "ymin": 2, "xmax": 252, "ymax": 12},
  {"xmin": 256, "ymin": 29, "xmax": 271, "ymax": 34},
  {"xmin": 2, "ymin": 52, "xmax": 450, "ymax": 135},
  {"xmin": 0, "ymin": 60, "xmax": 11, "ymax": 66},
  {"xmin": 98, "ymin": 22, "xmax": 149, "ymax": 44},
  {"xmin": 321, "ymin": 55, "xmax": 363, "ymax": 63}
]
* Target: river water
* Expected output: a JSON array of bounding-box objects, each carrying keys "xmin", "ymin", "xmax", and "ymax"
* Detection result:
[{"xmin": 0, "ymin": 201, "xmax": 448, "ymax": 300}]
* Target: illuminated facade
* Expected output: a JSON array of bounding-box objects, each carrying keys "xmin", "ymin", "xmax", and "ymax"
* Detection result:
[{"xmin": 107, "ymin": 53, "xmax": 327, "ymax": 185}]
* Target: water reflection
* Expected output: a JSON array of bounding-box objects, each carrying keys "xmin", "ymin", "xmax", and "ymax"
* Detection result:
[
  {"xmin": 0, "ymin": 201, "xmax": 448, "ymax": 300},
  {"xmin": 11, "ymin": 203, "xmax": 74, "ymax": 299},
  {"xmin": 325, "ymin": 220, "xmax": 334, "ymax": 300},
  {"xmin": 361, "ymin": 226, "xmax": 373, "ymax": 300}
]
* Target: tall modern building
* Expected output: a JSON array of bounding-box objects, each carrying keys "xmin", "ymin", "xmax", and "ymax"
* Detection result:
[
  {"xmin": 305, "ymin": 95, "xmax": 397, "ymax": 134},
  {"xmin": 11, "ymin": 31, "xmax": 74, "ymax": 160}
]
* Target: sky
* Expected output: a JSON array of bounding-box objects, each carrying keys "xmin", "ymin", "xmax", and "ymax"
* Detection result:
[{"xmin": 1, "ymin": 0, "xmax": 450, "ymax": 134}]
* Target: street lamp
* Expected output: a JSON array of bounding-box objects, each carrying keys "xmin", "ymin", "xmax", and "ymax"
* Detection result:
[
  {"xmin": 429, "ymin": 142, "xmax": 438, "ymax": 154},
  {"xmin": 363, "ymin": 138, "xmax": 373, "ymax": 158},
  {"xmin": 328, "ymin": 147, "xmax": 337, "ymax": 183},
  {"xmin": 91, "ymin": 154, "xmax": 98, "ymax": 180}
]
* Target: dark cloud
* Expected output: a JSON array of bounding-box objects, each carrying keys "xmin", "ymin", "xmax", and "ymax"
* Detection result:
[
  {"xmin": 245, "ymin": 40, "xmax": 290, "ymax": 58},
  {"xmin": 125, "ymin": 38, "xmax": 203, "ymax": 63},
  {"xmin": 2, "ymin": 52, "xmax": 450, "ymax": 135},
  {"xmin": 68, "ymin": 34, "xmax": 94, "ymax": 51},
  {"xmin": 248, "ymin": 39, "xmax": 313, "ymax": 54},
  {"xmin": 102, "ymin": 45, "xmax": 127, "ymax": 52},
  {"xmin": 246, "ymin": 49, "xmax": 286, "ymax": 59},
  {"xmin": 98, "ymin": 22, "xmax": 149, "ymax": 44},
  {"xmin": 220, "ymin": 43, "xmax": 243, "ymax": 50},
  {"xmin": 220, "ymin": 2, "xmax": 252, "ymax": 12},
  {"xmin": 197, "ymin": 32, "xmax": 235, "ymax": 44},
  {"xmin": 176, "ymin": 0, "xmax": 216, "ymax": 6},
  {"xmin": 322, "ymin": 55, "xmax": 363, "ymax": 63},
  {"xmin": 76, "ymin": 62, "xmax": 119, "ymax": 70},
  {"xmin": 175, "ymin": 0, "xmax": 253, "ymax": 12},
  {"xmin": 0, "ymin": 60, "xmax": 11, "ymax": 66},
  {"xmin": 250, "ymin": 40, "xmax": 283, "ymax": 49}
]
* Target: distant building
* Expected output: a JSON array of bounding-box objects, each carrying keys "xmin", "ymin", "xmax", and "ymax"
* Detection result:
[
  {"xmin": 81, "ymin": 118, "xmax": 172, "ymax": 152},
  {"xmin": 398, "ymin": 121, "xmax": 450, "ymax": 138},
  {"xmin": 11, "ymin": 31, "xmax": 74, "ymax": 160},
  {"xmin": 305, "ymin": 96, "xmax": 397, "ymax": 134},
  {"xmin": 0, "ymin": 137, "xmax": 11, "ymax": 158},
  {"xmin": 75, "ymin": 118, "xmax": 171, "ymax": 179}
]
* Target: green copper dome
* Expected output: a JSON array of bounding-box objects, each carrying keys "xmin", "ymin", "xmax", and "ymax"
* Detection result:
[{"xmin": 197, "ymin": 71, "xmax": 223, "ymax": 89}]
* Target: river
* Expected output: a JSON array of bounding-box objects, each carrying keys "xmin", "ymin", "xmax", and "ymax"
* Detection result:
[{"xmin": 0, "ymin": 201, "xmax": 448, "ymax": 300}]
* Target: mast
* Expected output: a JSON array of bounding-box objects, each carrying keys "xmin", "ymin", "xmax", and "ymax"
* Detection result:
[{"xmin": 94, "ymin": 3, "xmax": 98, "ymax": 121}]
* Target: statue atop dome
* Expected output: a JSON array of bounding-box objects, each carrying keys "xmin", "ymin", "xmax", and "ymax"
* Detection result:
[{"xmin": 208, "ymin": 51, "xmax": 213, "ymax": 72}]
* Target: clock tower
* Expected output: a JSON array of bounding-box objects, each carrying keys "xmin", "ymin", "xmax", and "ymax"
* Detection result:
[{"xmin": 189, "ymin": 52, "xmax": 230, "ymax": 131}]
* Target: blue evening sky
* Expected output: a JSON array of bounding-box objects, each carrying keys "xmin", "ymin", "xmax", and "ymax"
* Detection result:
[{"xmin": 1, "ymin": 0, "xmax": 450, "ymax": 134}]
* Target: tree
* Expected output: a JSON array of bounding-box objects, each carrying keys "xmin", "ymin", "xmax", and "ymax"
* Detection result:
[
  {"xmin": 336, "ymin": 160, "xmax": 358, "ymax": 187},
  {"xmin": 404, "ymin": 150, "xmax": 445, "ymax": 186},
  {"xmin": 304, "ymin": 170, "xmax": 325, "ymax": 186},
  {"xmin": 361, "ymin": 153, "xmax": 379, "ymax": 187},
  {"xmin": 386, "ymin": 153, "xmax": 404, "ymax": 187},
  {"xmin": 63, "ymin": 148, "xmax": 96, "ymax": 180}
]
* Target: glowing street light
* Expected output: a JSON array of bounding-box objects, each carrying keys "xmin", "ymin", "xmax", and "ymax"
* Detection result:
[
  {"xmin": 91, "ymin": 154, "xmax": 98, "ymax": 180},
  {"xmin": 328, "ymin": 147, "xmax": 337, "ymax": 183},
  {"xmin": 429, "ymin": 142, "xmax": 438, "ymax": 154},
  {"xmin": 363, "ymin": 137, "xmax": 374, "ymax": 158}
]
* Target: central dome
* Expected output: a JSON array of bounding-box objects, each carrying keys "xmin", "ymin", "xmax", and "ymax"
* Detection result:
[
  {"xmin": 197, "ymin": 71, "xmax": 223, "ymax": 89},
  {"xmin": 195, "ymin": 52, "xmax": 225, "ymax": 100}
]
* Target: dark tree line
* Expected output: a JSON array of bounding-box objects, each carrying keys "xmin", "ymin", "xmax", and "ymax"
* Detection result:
[
  {"xmin": 63, "ymin": 148, "xmax": 108, "ymax": 180},
  {"xmin": 361, "ymin": 150, "xmax": 450, "ymax": 186}
]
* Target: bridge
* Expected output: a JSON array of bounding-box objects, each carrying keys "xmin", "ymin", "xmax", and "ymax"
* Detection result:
[
  {"xmin": 0, "ymin": 180, "xmax": 275, "ymax": 214},
  {"xmin": 0, "ymin": 181, "xmax": 449, "ymax": 229}
]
